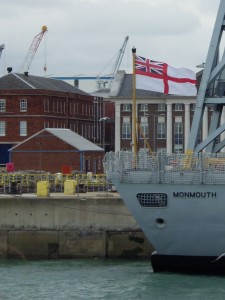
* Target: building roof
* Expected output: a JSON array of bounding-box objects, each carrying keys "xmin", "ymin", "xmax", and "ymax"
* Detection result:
[
  {"xmin": 0, "ymin": 73, "xmax": 89, "ymax": 95},
  {"xmin": 9, "ymin": 128, "xmax": 104, "ymax": 152},
  {"xmin": 109, "ymin": 71, "xmax": 165, "ymax": 98},
  {"xmin": 119, "ymin": 74, "xmax": 164, "ymax": 98},
  {"xmin": 91, "ymin": 88, "xmax": 111, "ymax": 98}
]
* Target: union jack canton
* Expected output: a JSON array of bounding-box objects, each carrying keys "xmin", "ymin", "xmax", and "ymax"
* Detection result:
[{"xmin": 135, "ymin": 55, "xmax": 166, "ymax": 78}]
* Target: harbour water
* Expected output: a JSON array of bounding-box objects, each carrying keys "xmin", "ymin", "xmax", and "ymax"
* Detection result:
[{"xmin": 1, "ymin": 259, "xmax": 225, "ymax": 300}]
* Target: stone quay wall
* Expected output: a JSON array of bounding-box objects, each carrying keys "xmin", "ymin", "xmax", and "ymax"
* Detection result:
[{"xmin": 0, "ymin": 193, "xmax": 154, "ymax": 259}]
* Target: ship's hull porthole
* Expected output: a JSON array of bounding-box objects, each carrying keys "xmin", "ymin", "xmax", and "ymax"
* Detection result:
[{"xmin": 155, "ymin": 218, "xmax": 166, "ymax": 228}]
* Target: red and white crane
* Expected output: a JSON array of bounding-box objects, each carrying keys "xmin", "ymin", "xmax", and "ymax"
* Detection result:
[{"xmin": 20, "ymin": 25, "xmax": 48, "ymax": 74}]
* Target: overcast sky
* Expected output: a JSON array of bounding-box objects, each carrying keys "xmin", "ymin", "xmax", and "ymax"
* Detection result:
[{"xmin": 0, "ymin": 0, "xmax": 221, "ymax": 81}]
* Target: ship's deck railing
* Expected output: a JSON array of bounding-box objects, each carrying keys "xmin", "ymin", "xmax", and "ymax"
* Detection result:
[{"xmin": 103, "ymin": 151, "xmax": 225, "ymax": 185}]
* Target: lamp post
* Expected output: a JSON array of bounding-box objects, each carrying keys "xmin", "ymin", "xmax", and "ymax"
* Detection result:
[
  {"xmin": 93, "ymin": 97, "xmax": 104, "ymax": 146},
  {"xmin": 99, "ymin": 117, "xmax": 109, "ymax": 151}
]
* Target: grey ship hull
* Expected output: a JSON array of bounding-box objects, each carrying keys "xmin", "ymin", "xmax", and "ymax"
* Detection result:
[
  {"xmin": 111, "ymin": 177, "xmax": 225, "ymax": 274},
  {"xmin": 105, "ymin": 151, "xmax": 225, "ymax": 274}
]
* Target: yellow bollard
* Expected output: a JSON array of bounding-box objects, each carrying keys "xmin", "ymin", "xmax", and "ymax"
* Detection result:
[{"xmin": 37, "ymin": 181, "xmax": 50, "ymax": 197}]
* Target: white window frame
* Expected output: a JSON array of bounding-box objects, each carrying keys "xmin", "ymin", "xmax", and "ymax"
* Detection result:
[
  {"xmin": 158, "ymin": 103, "xmax": 166, "ymax": 111},
  {"xmin": 140, "ymin": 104, "xmax": 148, "ymax": 112},
  {"xmin": 44, "ymin": 98, "xmax": 49, "ymax": 112},
  {"xmin": 0, "ymin": 121, "xmax": 5, "ymax": 136},
  {"xmin": 174, "ymin": 121, "xmax": 183, "ymax": 146},
  {"xmin": 20, "ymin": 121, "xmax": 27, "ymax": 136},
  {"xmin": 122, "ymin": 117, "xmax": 131, "ymax": 139},
  {"xmin": 140, "ymin": 116, "xmax": 148, "ymax": 138},
  {"xmin": 157, "ymin": 122, "xmax": 166, "ymax": 139},
  {"xmin": 122, "ymin": 104, "xmax": 131, "ymax": 111},
  {"xmin": 0, "ymin": 99, "xmax": 6, "ymax": 112},
  {"xmin": 174, "ymin": 103, "xmax": 183, "ymax": 111},
  {"xmin": 44, "ymin": 121, "xmax": 49, "ymax": 128},
  {"xmin": 157, "ymin": 116, "xmax": 166, "ymax": 139},
  {"xmin": 20, "ymin": 99, "xmax": 27, "ymax": 112}
]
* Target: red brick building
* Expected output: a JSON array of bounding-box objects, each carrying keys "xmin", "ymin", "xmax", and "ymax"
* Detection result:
[
  {"xmin": 9, "ymin": 128, "xmax": 104, "ymax": 173},
  {"xmin": 0, "ymin": 72, "xmax": 104, "ymax": 164}
]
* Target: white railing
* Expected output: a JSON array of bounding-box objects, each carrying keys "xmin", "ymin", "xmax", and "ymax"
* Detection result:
[{"xmin": 104, "ymin": 151, "xmax": 225, "ymax": 185}]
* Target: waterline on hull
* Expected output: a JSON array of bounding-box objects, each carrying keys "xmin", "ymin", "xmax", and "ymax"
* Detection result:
[{"xmin": 151, "ymin": 252, "xmax": 225, "ymax": 275}]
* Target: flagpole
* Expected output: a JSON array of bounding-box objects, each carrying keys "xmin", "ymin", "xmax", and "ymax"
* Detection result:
[{"xmin": 132, "ymin": 47, "xmax": 137, "ymax": 158}]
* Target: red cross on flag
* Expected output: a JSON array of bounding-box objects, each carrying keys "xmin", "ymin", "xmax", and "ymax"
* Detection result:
[{"xmin": 135, "ymin": 55, "xmax": 197, "ymax": 96}]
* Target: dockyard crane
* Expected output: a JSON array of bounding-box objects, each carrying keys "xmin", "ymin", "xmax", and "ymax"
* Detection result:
[
  {"xmin": 20, "ymin": 25, "xmax": 48, "ymax": 73},
  {"xmin": 97, "ymin": 36, "xmax": 129, "ymax": 89},
  {"xmin": 109, "ymin": 35, "xmax": 129, "ymax": 88}
]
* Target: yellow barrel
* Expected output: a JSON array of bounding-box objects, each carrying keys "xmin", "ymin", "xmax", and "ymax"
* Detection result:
[
  {"xmin": 64, "ymin": 180, "xmax": 77, "ymax": 195},
  {"xmin": 37, "ymin": 181, "xmax": 50, "ymax": 197}
]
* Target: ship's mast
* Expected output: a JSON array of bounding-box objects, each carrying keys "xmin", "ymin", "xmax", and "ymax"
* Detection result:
[{"xmin": 187, "ymin": 0, "xmax": 225, "ymax": 153}]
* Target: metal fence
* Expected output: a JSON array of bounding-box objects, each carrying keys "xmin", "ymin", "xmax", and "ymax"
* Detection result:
[
  {"xmin": 0, "ymin": 172, "xmax": 114, "ymax": 195},
  {"xmin": 104, "ymin": 151, "xmax": 225, "ymax": 185}
]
